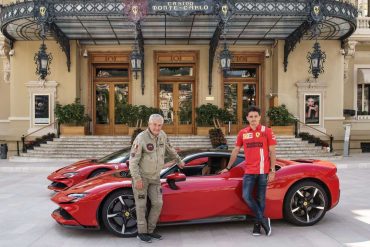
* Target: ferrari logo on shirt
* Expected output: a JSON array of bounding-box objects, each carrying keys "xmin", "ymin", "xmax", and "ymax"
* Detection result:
[
  {"xmin": 256, "ymin": 132, "xmax": 260, "ymax": 138},
  {"xmin": 243, "ymin": 133, "xmax": 253, "ymax": 139}
]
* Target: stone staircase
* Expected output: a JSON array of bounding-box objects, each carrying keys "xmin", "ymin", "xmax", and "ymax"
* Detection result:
[{"xmin": 10, "ymin": 135, "xmax": 338, "ymax": 162}]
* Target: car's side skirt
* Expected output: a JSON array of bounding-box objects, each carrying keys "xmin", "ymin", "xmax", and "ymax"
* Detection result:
[{"xmin": 158, "ymin": 215, "xmax": 247, "ymax": 226}]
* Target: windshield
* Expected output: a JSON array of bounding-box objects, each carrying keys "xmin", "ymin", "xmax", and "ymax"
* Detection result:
[{"xmin": 97, "ymin": 147, "xmax": 131, "ymax": 164}]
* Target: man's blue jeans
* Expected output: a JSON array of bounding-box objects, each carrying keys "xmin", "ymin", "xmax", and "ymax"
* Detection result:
[{"xmin": 242, "ymin": 174, "xmax": 268, "ymax": 223}]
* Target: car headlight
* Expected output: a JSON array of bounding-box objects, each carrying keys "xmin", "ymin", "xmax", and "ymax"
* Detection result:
[
  {"xmin": 67, "ymin": 193, "xmax": 88, "ymax": 202},
  {"xmin": 63, "ymin": 172, "xmax": 78, "ymax": 178}
]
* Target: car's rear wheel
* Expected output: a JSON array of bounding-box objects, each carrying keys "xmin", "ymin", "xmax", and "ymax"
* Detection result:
[
  {"xmin": 101, "ymin": 190, "xmax": 137, "ymax": 237},
  {"xmin": 283, "ymin": 181, "xmax": 328, "ymax": 226},
  {"xmin": 88, "ymin": 168, "xmax": 109, "ymax": 178}
]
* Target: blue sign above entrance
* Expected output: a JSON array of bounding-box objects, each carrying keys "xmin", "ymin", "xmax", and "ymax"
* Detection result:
[{"xmin": 149, "ymin": 0, "xmax": 215, "ymax": 16}]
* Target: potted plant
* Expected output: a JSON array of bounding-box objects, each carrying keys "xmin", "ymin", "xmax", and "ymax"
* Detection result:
[
  {"xmin": 195, "ymin": 104, "xmax": 234, "ymax": 135},
  {"xmin": 55, "ymin": 99, "xmax": 90, "ymax": 136},
  {"xmin": 267, "ymin": 104, "xmax": 296, "ymax": 135}
]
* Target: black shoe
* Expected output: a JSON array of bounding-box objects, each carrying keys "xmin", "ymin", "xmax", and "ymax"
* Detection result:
[
  {"xmin": 148, "ymin": 232, "xmax": 163, "ymax": 240},
  {"xmin": 261, "ymin": 218, "xmax": 271, "ymax": 236},
  {"xmin": 252, "ymin": 223, "xmax": 261, "ymax": 236},
  {"xmin": 137, "ymin": 234, "xmax": 152, "ymax": 243}
]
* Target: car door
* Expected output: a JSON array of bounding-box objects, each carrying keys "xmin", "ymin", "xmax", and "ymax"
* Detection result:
[{"xmin": 159, "ymin": 154, "xmax": 250, "ymax": 223}]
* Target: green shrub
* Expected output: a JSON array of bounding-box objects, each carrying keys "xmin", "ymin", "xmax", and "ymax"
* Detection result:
[
  {"xmin": 55, "ymin": 98, "xmax": 90, "ymax": 126},
  {"xmin": 195, "ymin": 104, "xmax": 234, "ymax": 127},
  {"xmin": 267, "ymin": 104, "xmax": 295, "ymax": 126},
  {"xmin": 121, "ymin": 104, "xmax": 161, "ymax": 127}
]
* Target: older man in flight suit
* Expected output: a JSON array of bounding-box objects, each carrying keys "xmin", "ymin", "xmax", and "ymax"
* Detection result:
[{"xmin": 129, "ymin": 114, "xmax": 184, "ymax": 243}]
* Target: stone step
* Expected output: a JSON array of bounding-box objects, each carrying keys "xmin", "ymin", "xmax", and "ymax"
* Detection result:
[
  {"xmin": 15, "ymin": 134, "xmax": 337, "ymax": 161},
  {"xmin": 24, "ymin": 150, "xmax": 117, "ymax": 155}
]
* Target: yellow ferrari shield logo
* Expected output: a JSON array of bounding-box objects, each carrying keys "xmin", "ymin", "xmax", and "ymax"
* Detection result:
[
  {"xmin": 313, "ymin": 6, "xmax": 320, "ymax": 16},
  {"xmin": 221, "ymin": 5, "xmax": 228, "ymax": 16},
  {"xmin": 40, "ymin": 6, "xmax": 46, "ymax": 17},
  {"xmin": 256, "ymin": 132, "xmax": 260, "ymax": 138},
  {"xmin": 132, "ymin": 5, "xmax": 138, "ymax": 16}
]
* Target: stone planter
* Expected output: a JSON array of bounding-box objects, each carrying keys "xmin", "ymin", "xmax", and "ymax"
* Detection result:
[
  {"xmin": 271, "ymin": 125, "xmax": 294, "ymax": 136},
  {"xmin": 60, "ymin": 124, "xmax": 86, "ymax": 136}
]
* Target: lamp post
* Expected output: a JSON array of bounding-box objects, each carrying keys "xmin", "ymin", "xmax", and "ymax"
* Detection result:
[
  {"xmin": 219, "ymin": 42, "xmax": 232, "ymax": 72},
  {"xmin": 130, "ymin": 40, "xmax": 143, "ymax": 80},
  {"xmin": 34, "ymin": 39, "xmax": 53, "ymax": 80},
  {"xmin": 307, "ymin": 41, "xmax": 326, "ymax": 79}
]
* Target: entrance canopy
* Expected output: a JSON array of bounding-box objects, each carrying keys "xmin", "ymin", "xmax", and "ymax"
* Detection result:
[
  {"xmin": 0, "ymin": 0, "xmax": 358, "ymax": 79},
  {"xmin": 1, "ymin": 0, "xmax": 357, "ymax": 45}
]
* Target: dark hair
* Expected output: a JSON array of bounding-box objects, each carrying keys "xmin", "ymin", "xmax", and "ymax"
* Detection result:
[{"xmin": 246, "ymin": 106, "xmax": 261, "ymax": 116}]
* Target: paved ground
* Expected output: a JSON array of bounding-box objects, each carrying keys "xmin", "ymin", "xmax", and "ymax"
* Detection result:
[{"xmin": 0, "ymin": 154, "xmax": 370, "ymax": 247}]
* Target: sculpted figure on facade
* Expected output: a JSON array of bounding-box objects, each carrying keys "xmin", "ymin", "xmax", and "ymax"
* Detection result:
[{"xmin": 0, "ymin": 35, "xmax": 11, "ymax": 84}]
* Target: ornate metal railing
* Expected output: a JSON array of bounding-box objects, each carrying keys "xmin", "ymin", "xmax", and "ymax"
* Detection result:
[
  {"xmin": 291, "ymin": 115, "xmax": 334, "ymax": 152},
  {"xmin": 18, "ymin": 121, "xmax": 57, "ymax": 154}
]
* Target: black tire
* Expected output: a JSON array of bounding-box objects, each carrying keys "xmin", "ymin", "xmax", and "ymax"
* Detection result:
[
  {"xmin": 283, "ymin": 181, "xmax": 328, "ymax": 226},
  {"xmin": 101, "ymin": 190, "xmax": 138, "ymax": 238},
  {"xmin": 88, "ymin": 168, "xmax": 109, "ymax": 178}
]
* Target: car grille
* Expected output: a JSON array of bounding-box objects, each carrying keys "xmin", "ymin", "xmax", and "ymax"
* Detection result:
[{"xmin": 57, "ymin": 208, "xmax": 74, "ymax": 220}]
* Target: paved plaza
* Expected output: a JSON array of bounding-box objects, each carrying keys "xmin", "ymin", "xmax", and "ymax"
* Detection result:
[{"xmin": 0, "ymin": 154, "xmax": 370, "ymax": 247}]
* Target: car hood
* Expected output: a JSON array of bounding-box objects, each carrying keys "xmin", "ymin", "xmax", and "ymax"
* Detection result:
[
  {"xmin": 53, "ymin": 159, "xmax": 97, "ymax": 174},
  {"xmin": 65, "ymin": 169, "xmax": 132, "ymax": 193}
]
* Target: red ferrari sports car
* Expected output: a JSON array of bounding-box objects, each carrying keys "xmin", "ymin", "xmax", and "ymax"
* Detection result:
[
  {"xmin": 51, "ymin": 150, "xmax": 339, "ymax": 238},
  {"xmin": 47, "ymin": 147, "xmax": 131, "ymax": 191}
]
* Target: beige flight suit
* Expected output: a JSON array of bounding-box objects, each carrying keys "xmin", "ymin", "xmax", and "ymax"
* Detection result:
[{"xmin": 129, "ymin": 128, "xmax": 182, "ymax": 234}]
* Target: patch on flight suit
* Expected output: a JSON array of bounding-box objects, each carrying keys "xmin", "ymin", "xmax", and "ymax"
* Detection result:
[
  {"xmin": 147, "ymin": 143, "xmax": 154, "ymax": 151},
  {"xmin": 138, "ymin": 194, "xmax": 145, "ymax": 199},
  {"xmin": 256, "ymin": 132, "xmax": 260, "ymax": 138}
]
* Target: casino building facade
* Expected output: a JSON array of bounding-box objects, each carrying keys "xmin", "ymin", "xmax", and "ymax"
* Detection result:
[{"xmin": 1, "ymin": 0, "xmax": 369, "ymax": 154}]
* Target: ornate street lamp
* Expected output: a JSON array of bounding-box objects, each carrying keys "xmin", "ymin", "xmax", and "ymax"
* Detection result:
[
  {"xmin": 34, "ymin": 39, "xmax": 53, "ymax": 80},
  {"xmin": 307, "ymin": 41, "xmax": 326, "ymax": 79},
  {"xmin": 218, "ymin": 3, "xmax": 233, "ymax": 73},
  {"xmin": 220, "ymin": 42, "xmax": 232, "ymax": 72},
  {"xmin": 130, "ymin": 40, "xmax": 143, "ymax": 80}
]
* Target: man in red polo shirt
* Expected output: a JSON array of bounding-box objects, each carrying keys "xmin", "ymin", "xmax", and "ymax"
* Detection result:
[{"xmin": 221, "ymin": 106, "xmax": 276, "ymax": 236}]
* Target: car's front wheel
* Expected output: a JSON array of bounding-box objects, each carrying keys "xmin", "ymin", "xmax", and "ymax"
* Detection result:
[
  {"xmin": 283, "ymin": 181, "xmax": 328, "ymax": 226},
  {"xmin": 101, "ymin": 190, "xmax": 137, "ymax": 237}
]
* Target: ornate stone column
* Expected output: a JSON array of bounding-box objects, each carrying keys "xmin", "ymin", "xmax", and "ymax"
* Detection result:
[
  {"xmin": 25, "ymin": 80, "xmax": 58, "ymax": 135},
  {"xmin": 296, "ymin": 79, "xmax": 327, "ymax": 133}
]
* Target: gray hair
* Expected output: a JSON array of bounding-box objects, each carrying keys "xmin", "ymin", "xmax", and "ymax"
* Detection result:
[{"xmin": 148, "ymin": 114, "xmax": 164, "ymax": 124}]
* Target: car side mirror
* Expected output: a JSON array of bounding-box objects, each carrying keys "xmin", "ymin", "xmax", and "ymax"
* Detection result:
[{"xmin": 166, "ymin": 172, "xmax": 186, "ymax": 190}]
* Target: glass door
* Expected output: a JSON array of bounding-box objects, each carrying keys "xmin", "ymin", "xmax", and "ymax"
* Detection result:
[
  {"xmin": 159, "ymin": 83, "xmax": 175, "ymax": 134},
  {"xmin": 177, "ymin": 83, "xmax": 193, "ymax": 134},
  {"xmin": 158, "ymin": 82, "xmax": 194, "ymax": 135},
  {"xmin": 223, "ymin": 66, "xmax": 259, "ymax": 134},
  {"xmin": 93, "ymin": 64, "xmax": 130, "ymax": 135},
  {"xmin": 94, "ymin": 82, "xmax": 129, "ymax": 135}
]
